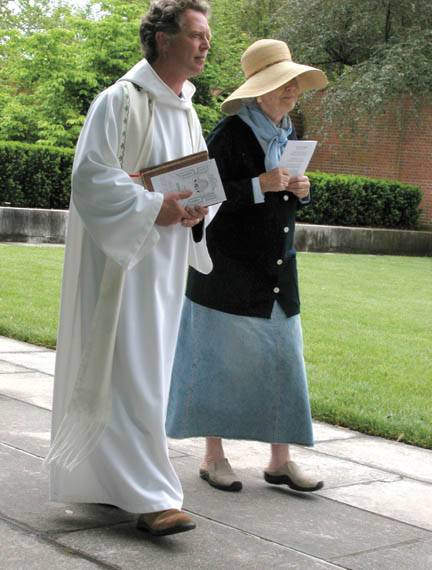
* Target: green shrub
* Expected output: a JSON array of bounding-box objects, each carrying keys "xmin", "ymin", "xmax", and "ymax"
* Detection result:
[
  {"xmin": 0, "ymin": 142, "xmax": 423, "ymax": 230},
  {"xmin": 298, "ymin": 172, "xmax": 422, "ymax": 230},
  {"xmin": 0, "ymin": 142, "xmax": 74, "ymax": 209},
  {"xmin": 193, "ymin": 103, "xmax": 222, "ymax": 139}
]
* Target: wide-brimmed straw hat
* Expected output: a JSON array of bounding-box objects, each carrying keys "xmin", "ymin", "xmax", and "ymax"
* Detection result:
[{"xmin": 221, "ymin": 39, "xmax": 328, "ymax": 115}]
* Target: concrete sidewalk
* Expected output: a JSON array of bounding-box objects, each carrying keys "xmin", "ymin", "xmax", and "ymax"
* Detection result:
[{"xmin": 0, "ymin": 335, "xmax": 431, "ymax": 569}]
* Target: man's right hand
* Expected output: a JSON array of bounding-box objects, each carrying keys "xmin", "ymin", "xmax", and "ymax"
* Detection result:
[{"xmin": 155, "ymin": 191, "xmax": 193, "ymax": 226}]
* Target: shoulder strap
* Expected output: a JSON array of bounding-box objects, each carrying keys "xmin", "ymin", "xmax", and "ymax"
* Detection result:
[
  {"xmin": 118, "ymin": 81, "xmax": 132, "ymax": 167},
  {"xmin": 117, "ymin": 80, "xmax": 154, "ymax": 173},
  {"xmin": 118, "ymin": 80, "xmax": 201, "ymax": 170}
]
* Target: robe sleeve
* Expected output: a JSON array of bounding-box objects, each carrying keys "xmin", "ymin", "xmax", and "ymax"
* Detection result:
[
  {"xmin": 71, "ymin": 84, "xmax": 163, "ymax": 270},
  {"xmin": 187, "ymin": 131, "xmax": 215, "ymax": 274}
]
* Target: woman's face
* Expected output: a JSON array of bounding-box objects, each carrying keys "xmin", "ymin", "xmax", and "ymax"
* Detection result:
[{"xmin": 259, "ymin": 78, "xmax": 299, "ymax": 124}]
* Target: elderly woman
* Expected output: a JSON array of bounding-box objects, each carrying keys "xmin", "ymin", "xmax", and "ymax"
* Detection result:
[{"xmin": 166, "ymin": 40, "xmax": 328, "ymax": 492}]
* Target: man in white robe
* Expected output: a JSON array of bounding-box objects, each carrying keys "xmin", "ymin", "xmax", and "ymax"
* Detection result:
[{"xmin": 47, "ymin": 0, "xmax": 212, "ymax": 536}]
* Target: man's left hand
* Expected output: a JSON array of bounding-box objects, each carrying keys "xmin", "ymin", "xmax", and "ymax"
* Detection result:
[
  {"xmin": 287, "ymin": 176, "xmax": 310, "ymax": 200},
  {"xmin": 181, "ymin": 205, "xmax": 209, "ymax": 228}
]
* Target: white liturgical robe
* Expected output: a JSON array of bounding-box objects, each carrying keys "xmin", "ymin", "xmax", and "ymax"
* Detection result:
[{"xmin": 49, "ymin": 59, "xmax": 213, "ymax": 513}]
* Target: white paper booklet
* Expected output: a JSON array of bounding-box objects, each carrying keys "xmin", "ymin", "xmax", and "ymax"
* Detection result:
[
  {"xmin": 279, "ymin": 140, "xmax": 317, "ymax": 177},
  {"xmin": 150, "ymin": 158, "xmax": 226, "ymax": 207}
]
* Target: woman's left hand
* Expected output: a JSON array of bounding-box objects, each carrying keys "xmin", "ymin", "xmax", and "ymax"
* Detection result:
[
  {"xmin": 181, "ymin": 205, "xmax": 209, "ymax": 228},
  {"xmin": 287, "ymin": 176, "xmax": 310, "ymax": 200}
]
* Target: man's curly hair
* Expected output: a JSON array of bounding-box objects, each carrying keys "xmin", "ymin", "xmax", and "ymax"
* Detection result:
[{"xmin": 140, "ymin": 0, "xmax": 210, "ymax": 63}]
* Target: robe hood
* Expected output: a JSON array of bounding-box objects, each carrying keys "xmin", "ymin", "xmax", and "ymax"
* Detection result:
[{"xmin": 120, "ymin": 59, "xmax": 196, "ymax": 111}]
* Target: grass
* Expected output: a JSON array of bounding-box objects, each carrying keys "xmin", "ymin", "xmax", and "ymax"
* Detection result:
[
  {"xmin": 0, "ymin": 244, "xmax": 64, "ymax": 349},
  {"xmin": 298, "ymin": 253, "xmax": 432, "ymax": 449},
  {"xmin": 0, "ymin": 244, "xmax": 431, "ymax": 448}
]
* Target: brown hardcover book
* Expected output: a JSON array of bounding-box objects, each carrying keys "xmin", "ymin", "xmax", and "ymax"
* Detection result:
[{"xmin": 140, "ymin": 151, "xmax": 209, "ymax": 191}]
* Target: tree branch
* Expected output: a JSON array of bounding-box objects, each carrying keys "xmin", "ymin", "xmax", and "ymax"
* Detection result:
[{"xmin": 384, "ymin": 2, "xmax": 392, "ymax": 42}]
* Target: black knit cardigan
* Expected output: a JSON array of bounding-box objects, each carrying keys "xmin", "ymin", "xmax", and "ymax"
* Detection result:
[{"xmin": 186, "ymin": 114, "xmax": 308, "ymax": 319}]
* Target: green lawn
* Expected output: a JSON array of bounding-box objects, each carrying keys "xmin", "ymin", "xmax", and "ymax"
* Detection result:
[
  {"xmin": 1, "ymin": 244, "xmax": 431, "ymax": 448},
  {"xmin": 298, "ymin": 253, "xmax": 432, "ymax": 449},
  {"xmin": 0, "ymin": 244, "xmax": 64, "ymax": 349}
]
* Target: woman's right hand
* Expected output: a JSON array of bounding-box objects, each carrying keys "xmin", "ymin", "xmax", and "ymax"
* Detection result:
[{"xmin": 258, "ymin": 167, "xmax": 291, "ymax": 193}]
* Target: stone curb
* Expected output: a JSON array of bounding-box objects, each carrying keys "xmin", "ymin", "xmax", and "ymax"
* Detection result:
[{"xmin": 1, "ymin": 206, "xmax": 431, "ymax": 256}]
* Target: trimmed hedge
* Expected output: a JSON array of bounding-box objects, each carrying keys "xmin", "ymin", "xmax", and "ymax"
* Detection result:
[
  {"xmin": 0, "ymin": 141, "xmax": 74, "ymax": 210},
  {"xmin": 0, "ymin": 142, "xmax": 423, "ymax": 229},
  {"xmin": 297, "ymin": 172, "xmax": 422, "ymax": 230}
]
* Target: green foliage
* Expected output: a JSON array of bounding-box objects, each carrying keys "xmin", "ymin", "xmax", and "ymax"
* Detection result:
[
  {"xmin": 297, "ymin": 172, "xmax": 422, "ymax": 229},
  {"xmin": 3, "ymin": 0, "xmax": 430, "ymax": 149},
  {"xmin": 193, "ymin": 103, "xmax": 221, "ymax": 139},
  {"xmin": 190, "ymin": 0, "xmax": 252, "ymax": 134},
  {"xmin": 240, "ymin": 0, "xmax": 282, "ymax": 38},
  {"xmin": 0, "ymin": 139, "xmax": 422, "ymax": 230},
  {"xmin": 0, "ymin": 0, "xmax": 147, "ymax": 148},
  {"xmin": 204, "ymin": 0, "xmax": 251, "ymax": 91},
  {"xmin": 0, "ymin": 0, "xmax": 251, "ymax": 148},
  {"xmin": 0, "ymin": 142, "xmax": 74, "ymax": 209},
  {"xmin": 276, "ymin": 0, "xmax": 432, "ymax": 130},
  {"xmin": 0, "ymin": 0, "xmax": 67, "ymax": 36}
]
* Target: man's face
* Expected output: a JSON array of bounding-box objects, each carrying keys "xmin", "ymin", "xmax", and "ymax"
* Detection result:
[{"xmin": 164, "ymin": 9, "xmax": 211, "ymax": 79}]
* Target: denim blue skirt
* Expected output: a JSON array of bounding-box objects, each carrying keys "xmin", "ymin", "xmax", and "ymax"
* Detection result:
[{"xmin": 166, "ymin": 298, "xmax": 314, "ymax": 445}]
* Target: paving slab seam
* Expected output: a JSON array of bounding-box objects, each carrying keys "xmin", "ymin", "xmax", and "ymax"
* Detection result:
[
  {"xmin": 49, "ymin": 519, "xmax": 137, "ymax": 537},
  {"xmin": 0, "ymin": 440, "xmax": 45, "ymax": 460},
  {"xmin": 306, "ymin": 448, "xmax": 432, "ymax": 485},
  {"xmin": 311, "ymin": 425, "xmax": 364, "ymax": 441},
  {"xmin": 0, "ymin": 360, "xmax": 53, "ymax": 375},
  {"xmin": 0, "ymin": 348, "xmax": 54, "ymax": 354},
  {"xmin": 0, "ymin": 516, "xmax": 121, "ymax": 570},
  {"xmin": 182, "ymin": 509, "xmax": 350, "ymax": 569},
  {"xmin": 315, "ymin": 432, "xmax": 429, "ymax": 449},
  {"xmin": 319, "ymin": 434, "xmax": 422, "ymax": 445},
  {"xmin": 317, "ymin": 475, "xmax": 404, "ymax": 490},
  {"xmin": 314, "ymin": 492, "xmax": 432, "ymax": 533},
  {"xmin": 312, "ymin": 436, "xmax": 362, "ymax": 443},
  {"xmin": 0, "ymin": 392, "xmax": 52, "ymax": 412},
  {"xmin": 330, "ymin": 536, "xmax": 432, "ymax": 563},
  {"xmin": 167, "ymin": 448, "xmax": 190, "ymax": 458},
  {"xmin": 238, "ymin": 469, "xmax": 401, "ymax": 489},
  {"xmin": 0, "ymin": 369, "xmax": 47, "ymax": 375},
  {"xmin": 0, "ymin": 349, "xmax": 53, "ymax": 354}
]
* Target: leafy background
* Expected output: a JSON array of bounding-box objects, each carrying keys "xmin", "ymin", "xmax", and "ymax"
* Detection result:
[{"xmin": 1, "ymin": 0, "xmax": 431, "ymax": 146}]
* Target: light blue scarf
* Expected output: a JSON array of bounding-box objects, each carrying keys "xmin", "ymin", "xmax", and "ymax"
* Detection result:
[{"xmin": 237, "ymin": 102, "xmax": 293, "ymax": 171}]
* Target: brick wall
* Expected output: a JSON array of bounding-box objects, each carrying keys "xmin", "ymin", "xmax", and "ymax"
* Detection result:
[{"xmin": 301, "ymin": 94, "xmax": 432, "ymax": 229}]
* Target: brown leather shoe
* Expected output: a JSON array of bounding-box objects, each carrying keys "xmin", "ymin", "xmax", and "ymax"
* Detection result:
[{"xmin": 136, "ymin": 509, "xmax": 196, "ymax": 536}]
